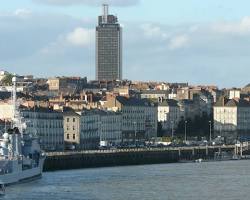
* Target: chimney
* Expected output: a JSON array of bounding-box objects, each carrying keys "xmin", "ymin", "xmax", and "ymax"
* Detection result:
[
  {"xmin": 80, "ymin": 92, "xmax": 84, "ymax": 100},
  {"xmin": 88, "ymin": 94, "xmax": 93, "ymax": 103}
]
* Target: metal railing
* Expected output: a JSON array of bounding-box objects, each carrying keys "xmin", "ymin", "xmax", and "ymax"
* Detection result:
[{"xmin": 46, "ymin": 145, "xmax": 235, "ymax": 157}]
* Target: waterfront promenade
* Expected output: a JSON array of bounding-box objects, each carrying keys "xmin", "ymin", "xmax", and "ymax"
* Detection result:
[{"xmin": 44, "ymin": 145, "xmax": 237, "ymax": 171}]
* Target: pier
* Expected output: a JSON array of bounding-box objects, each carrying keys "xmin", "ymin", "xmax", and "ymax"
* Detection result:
[{"xmin": 44, "ymin": 145, "xmax": 236, "ymax": 171}]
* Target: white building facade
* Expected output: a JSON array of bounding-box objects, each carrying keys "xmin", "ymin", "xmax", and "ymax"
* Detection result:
[
  {"xmin": 157, "ymin": 99, "xmax": 181, "ymax": 133},
  {"xmin": 80, "ymin": 109, "xmax": 122, "ymax": 149},
  {"xmin": 115, "ymin": 96, "xmax": 157, "ymax": 142},
  {"xmin": 214, "ymin": 98, "xmax": 250, "ymax": 142},
  {"xmin": 21, "ymin": 108, "xmax": 64, "ymax": 151}
]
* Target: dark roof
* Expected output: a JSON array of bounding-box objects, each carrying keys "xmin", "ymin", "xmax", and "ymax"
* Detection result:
[
  {"xmin": 21, "ymin": 106, "xmax": 61, "ymax": 113},
  {"xmin": 214, "ymin": 97, "xmax": 250, "ymax": 107},
  {"xmin": 244, "ymin": 83, "xmax": 250, "ymax": 88},
  {"xmin": 178, "ymin": 99, "xmax": 194, "ymax": 105},
  {"xmin": 81, "ymin": 109, "xmax": 120, "ymax": 116},
  {"xmin": 140, "ymin": 90, "xmax": 168, "ymax": 94},
  {"xmin": 0, "ymin": 92, "xmax": 32, "ymax": 100},
  {"xmin": 63, "ymin": 111, "xmax": 80, "ymax": 117},
  {"xmin": 158, "ymin": 99, "xmax": 179, "ymax": 107},
  {"xmin": 116, "ymin": 96, "xmax": 155, "ymax": 107}
]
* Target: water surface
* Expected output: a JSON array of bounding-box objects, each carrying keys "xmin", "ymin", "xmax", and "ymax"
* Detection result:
[{"xmin": 3, "ymin": 160, "xmax": 250, "ymax": 200}]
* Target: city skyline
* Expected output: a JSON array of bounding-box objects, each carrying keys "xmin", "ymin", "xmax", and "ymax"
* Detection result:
[{"xmin": 1, "ymin": 1, "xmax": 250, "ymax": 87}]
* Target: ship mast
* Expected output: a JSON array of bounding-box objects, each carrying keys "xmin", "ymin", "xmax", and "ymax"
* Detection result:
[
  {"xmin": 12, "ymin": 74, "xmax": 17, "ymax": 122},
  {"xmin": 11, "ymin": 74, "xmax": 23, "ymax": 132}
]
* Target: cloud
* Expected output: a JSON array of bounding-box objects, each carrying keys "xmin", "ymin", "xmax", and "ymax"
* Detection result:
[
  {"xmin": 141, "ymin": 23, "xmax": 168, "ymax": 39},
  {"xmin": 14, "ymin": 9, "xmax": 32, "ymax": 18},
  {"xmin": 211, "ymin": 16, "xmax": 250, "ymax": 35},
  {"xmin": 66, "ymin": 27, "xmax": 95, "ymax": 46},
  {"xmin": 168, "ymin": 35, "xmax": 189, "ymax": 50},
  {"xmin": 32, "ymin": 0, "xmax": 140, "ymax": 7}
]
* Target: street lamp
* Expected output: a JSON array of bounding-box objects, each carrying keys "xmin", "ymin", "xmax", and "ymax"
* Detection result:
[
  {"xmin": 98, "ymin": 121, "xmax": 102, "ymax": 145},
  {"xmin": 171, "ymin": 121, "xmax": 174, "ymax": 138},
  {"xmin": 209, "ymin": 121, "xmax": 212, "ymax": 142},
  {"xmin": 133, "ymin": 121, "xmax": 137, "ymax": 145},
  {"xmin": 184, "ymin": 120, "xmax": 187, "ymax": 143}
]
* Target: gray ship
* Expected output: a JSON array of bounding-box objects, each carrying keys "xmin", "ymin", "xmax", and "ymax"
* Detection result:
[{"xmin": 0, "ymin": 75, "xmax": 45, "ymax": 185}]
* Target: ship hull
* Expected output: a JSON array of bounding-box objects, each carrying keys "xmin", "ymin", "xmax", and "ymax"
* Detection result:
[{"xmin": 0, "ymin": 157, "xmax": 45, "ymax": 185}]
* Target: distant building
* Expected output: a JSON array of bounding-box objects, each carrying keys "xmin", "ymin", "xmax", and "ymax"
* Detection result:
[
  {"xmin": 113, "ymin": 86, "xmax": 129, "ymax": 97},
  {"xmin": 63, "ymin": 111, "xmax": 81, "ymax": 148},
  {"xmin": 178, "ymin": 99, "xmax": 199, "ymax": 120},
  {"xmin": 47, "ymin": 77, "xmax": 67, "ymax": 91},
  {"xmin": 229, "ymin": 89, "xmax": 241, "ymax": 99},
  {"xmin": 155, "ymin": 83, "xmax": 170, "ymax": 91},
  {"xmin": 21, "ymin": 107, "xmax": 64, "ymax": 151},
  {"xmin": 140, "ymin": 90, "xmax": 169, "ymax": 100},
  {"xmin": 193, "ymin": 92, "xmax": 214, "ymax": 116},
  {"xmin": 99, "ymin": 110, "xmax": 122, "ymax": 145},
  {"xmin": 104, "ymin": 96, "xmax": 157, "ymax": 142},
  {"xmin": 79, "ymin": 110, "xmax": 100, "ymax": 150},
  {"xmin": 157, "ymin": 98, "xmax": 181, "ymax": 134},
  {"xmin": 47, "ymin": 77, "xmax": 87, "ymax": 92},
  {"xmin": 96, "ymin": 4, "xmax": 122, "ymax": 81},
  {"xmin": 214, "ymin": 97, "xmax": 250, "ymax": 142},
  {"xmin": 176, "ymin": 87, "xmax": 190, "ymax": 100},
  {"xmin": 0, "ymin": 101, "xmax": 14, "ymax": 120},
  {"xmin": 65, "ymin": 109, "xmax": 122, "ymax": 150}
]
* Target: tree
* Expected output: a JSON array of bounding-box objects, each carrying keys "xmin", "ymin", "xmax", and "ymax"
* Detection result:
[
  {"xmin": 176, "ymin": 112, "xmax": 213, "ymax": 140},
  {"xmin": 1, "ymin": 73, "xmax": 13, "ymax": 86}
]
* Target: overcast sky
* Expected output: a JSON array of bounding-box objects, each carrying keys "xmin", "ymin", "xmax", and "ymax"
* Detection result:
[{"xmin": 1, "ymin": 0, "xmax": 250, "ymax": 88}]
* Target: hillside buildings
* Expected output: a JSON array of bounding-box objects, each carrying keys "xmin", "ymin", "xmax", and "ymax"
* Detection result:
[{"xmin": 47, "ymin": 77, "xmax": 87, "ymax": 92}]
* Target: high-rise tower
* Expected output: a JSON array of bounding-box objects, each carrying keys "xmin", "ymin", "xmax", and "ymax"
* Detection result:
[{"xmin": 96, "ymin": 4, "xmax": 122, "ymax": 81}]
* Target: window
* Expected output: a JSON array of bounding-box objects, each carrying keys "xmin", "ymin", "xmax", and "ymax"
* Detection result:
[
  {"xmin": 67, "ymin": 118, "xmax": 69, "ymax": 122},
  {"xmin": 73, "ymin": 126, "xmax": 75, "ymax": 130},
  {"xmin": 73, "ymin": 134, "xmax": 75, "ymax": 140},
  {"xmin": 67, "ymin": 134, "xmax": 69, "ymax": 139},
  {"xmin": 73, "ymin": 118, "xmax": 75, "ymax": 122}
]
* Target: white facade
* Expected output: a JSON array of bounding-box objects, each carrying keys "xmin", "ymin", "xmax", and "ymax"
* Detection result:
[
  {"xmin": 21, "ymin": 109, "xmax": 64, "ymax": 151},
  {"xmin": 229, "ymin": 90, "xmax": 240, "ymax": 99},
  {"xmin": 80, "ymin": 112, "xmax": 99, "ymax": 149},
  {"xmin": 63, "ymin": 112, "xmax": 81, "ymax": 146},
  {"xmin": 214, "ymin": 107, "xmax": 237, "ymax": 132},
  {"xmin": 100, "ymin": 111, "xmax": 122, "ymax": 145},
  {"xmin": 214, "ymin": 99, "xmax": 250, "ymax": 141},
  {"xmin": 140, "ymin": 91, "xmax": 168, "ymax": 100},
  {"xmin": 121, "ymin": 105, "xmax": 157, "ymax": 139},
  {"xmin": 158, "ymin": 105, "xmax": 180, "ymax": 131},
  {"xmin": 0, "ymin": 102, "xmax": 14, "ymax": 120}
]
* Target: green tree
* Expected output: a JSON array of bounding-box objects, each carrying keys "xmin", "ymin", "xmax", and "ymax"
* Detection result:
[{"xmin": 1, "ymin": 73, "xmax": 13, "ymax": 86}]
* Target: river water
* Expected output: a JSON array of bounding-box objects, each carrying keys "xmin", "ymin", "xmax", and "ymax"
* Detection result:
[{"xmin": 3, "ymin": 160, "xmax": 250, "ymax": 200}]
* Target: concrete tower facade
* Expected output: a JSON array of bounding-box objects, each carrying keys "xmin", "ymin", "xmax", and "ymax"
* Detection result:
[{"xmin": 96, "ymin": 4, "xmax": 122, "ymax": 81}]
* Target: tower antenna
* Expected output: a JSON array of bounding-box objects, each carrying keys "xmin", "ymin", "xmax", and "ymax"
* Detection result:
[{"xmin": 102, "ymin": 4, "xmax": 109, "ymax": 23}]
